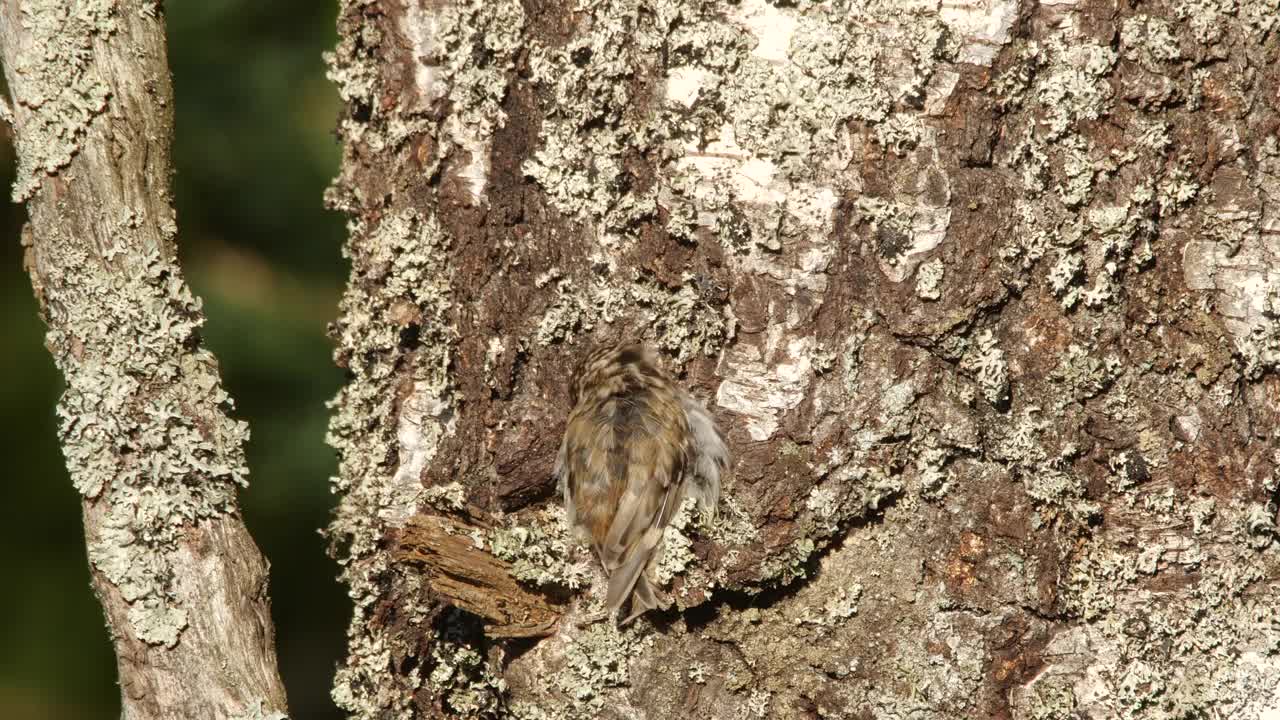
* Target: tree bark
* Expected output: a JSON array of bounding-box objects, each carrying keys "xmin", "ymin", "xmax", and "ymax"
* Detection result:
[
  {"xmin": 325, "ymin": 0, "xmax": 1280, "ymax": 718},
  {"xmin": 0, "ymin": 2, "xmax": 288, "ymax": 718}
]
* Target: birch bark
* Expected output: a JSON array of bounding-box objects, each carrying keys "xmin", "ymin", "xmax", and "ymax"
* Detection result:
[{"xmin": 325, "ymin": 1, "xmax": 1280, "ymax": 718}]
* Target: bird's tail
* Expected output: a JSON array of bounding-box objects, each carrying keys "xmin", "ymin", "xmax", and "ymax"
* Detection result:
[{"xmin": 604, "ymin": 526, "xmax": 664, "ymax": 625}]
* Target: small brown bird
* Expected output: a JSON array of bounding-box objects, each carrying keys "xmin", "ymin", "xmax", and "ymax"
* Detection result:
[{"xmin": 554, "ymin": 344, "xmax": 728, "ymax": 625}]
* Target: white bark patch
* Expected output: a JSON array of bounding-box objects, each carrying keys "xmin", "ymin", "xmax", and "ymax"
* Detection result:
[
  {"xmin": 924, "ymin": 69, "xmax": 961, "ymax": 116},
  {"xmin": 677, "ymin": 124, "xmax": 788, "ymax": 207},
  {"xmin": 665, "ymin": 66, "xmax": 708, "ymax": 108},
  {"xmin": 452, "ymin": 132, "xmax": 491, "ymax": 202},
  {"xmin": 401, "ymin": 1, "xmax": 492, "ymax": 200},
  {"xmin": 939, "ymin": 0, "xmax": 1018, "ymax": 66},
  {"xmin": 732, "ymin": 0, "xmax": 797, "ymax": 63},
  {"xmin": 900, "ymin": 208, "xmax": 953, "ymax": 280},
  {"xmin": 401, "ymin": 0, "xmax": 446, "ymax": 111},
  {"xmin": 674, "ymin": 122, "xmax": 840, "ymax": 296},
  {"xmin": 732, "ymin": 157, "xmax": 786, "ymax": 207},
  {"xmin": 399, "ymin": 0, "xmax": 525, "ymax": 204},
  {"xmin": 1182, "ymin": 233, "xmax": 1278, "ymax": 339},
  {"xmin": 1182, "ymin": 177, "xmax": 1280, "ymax": 373},
  {"xmin": 716, "ymin": 338, "xmax": 815, "ymax": 441},
  {"xmin": 385, "ymin": 381, "xmax": 456, "ymax": 525}
]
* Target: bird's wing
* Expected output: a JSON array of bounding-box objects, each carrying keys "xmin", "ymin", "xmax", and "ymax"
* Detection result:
[
  {"xmin": 560, "ymin": 406, "xmax": 619, "ymax": 554},
  {"xmin": 600, "ymin": 400, "xmax": 690, "ymax": 618}
]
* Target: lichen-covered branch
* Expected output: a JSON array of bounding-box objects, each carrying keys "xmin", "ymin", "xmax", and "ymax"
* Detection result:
[
  {"xmin": 326, "ymin": 0, "xmax": 1280, "ymax": 718},
  {"xmin": 0, "ymin": 2, "xmax": 287, "ymax": 718}
]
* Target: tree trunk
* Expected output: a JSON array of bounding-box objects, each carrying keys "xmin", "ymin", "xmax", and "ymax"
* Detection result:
[
  {"xmin": 324, "ymin": 0, "xmax": 1280, "ymax": 718},
  {"xmin": 0, "ymin": 3, "xmax": 288, "ymax": 718}
]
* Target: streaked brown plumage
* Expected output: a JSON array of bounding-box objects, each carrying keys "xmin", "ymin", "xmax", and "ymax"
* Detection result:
[{"xmin": 554, "ymin": 344, "xmax": 728, "ymax": 625}]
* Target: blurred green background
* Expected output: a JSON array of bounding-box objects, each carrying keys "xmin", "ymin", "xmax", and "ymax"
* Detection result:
[{"xmin": 0, "ymin": 3, "xmax": 348, "ymax": 718}]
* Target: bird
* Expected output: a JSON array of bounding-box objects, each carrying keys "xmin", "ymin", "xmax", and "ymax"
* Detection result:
[{"xmin": 554, "ymin": 343, "xmax": 728, "ymax": 625}]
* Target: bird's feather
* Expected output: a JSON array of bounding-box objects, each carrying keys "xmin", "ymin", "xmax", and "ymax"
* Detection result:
[{"xmin": 559, "ymin": 344, "xmax": 727, "ymax": 624}]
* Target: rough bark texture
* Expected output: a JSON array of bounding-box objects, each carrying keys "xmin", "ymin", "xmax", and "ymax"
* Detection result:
[
  {"xmin": 0, "ymin": 2, "xmax": 288, "ymax": 718},
  {"xmin": 325, "ymin": 0, "xmax": 1280, "ymax": 718},
  {"xmin": 391, "ymin": 511, "xmax": 565, "ymax": 638}
]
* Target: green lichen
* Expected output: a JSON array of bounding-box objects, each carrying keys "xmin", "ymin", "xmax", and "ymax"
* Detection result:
[
  {"xmin": 4, "ymin": 0, "xmax": 116, "ymax": 201},
  {"xmin": 994, "ymin": 7, "xmax": 1211, "ymax": 319},
  {"xmin": 1079, "ymin": 198, "xmax": 1156, "ymax": 308},
  {"xmin": 1032, "ymin": 495, "xmax": 1280, "ymax": 718},
  {"xmin": 916, "ymin": 440, "xmax": 952, "ymax": 501},
  {"xmin": 325, "ymin": 202, "xmax": 456, "ymax": 716},
  {"xmin": 534, "ymin": 279, "xmax": 597, "ymax": 346},
  {"xmin": 1175, "ymin": 0, "xmax": 1280, "ymax": 44},
  {"xmin": 745, "ymin": 689, "xmax": 772, "ymax": 717},
  {"xmin": 1049, "ymin": 344, "xmax": 1122, "ymax": 404},
  {"xmin": 427, "ymin": 0, "xmax": 525, "ymax": 191},
  {"xmin": 1062, "ymin": 544, "xmax": 1137, "ymax": 620},
  {"xmin": 1120, "ymin": 15, "xmax": 1181, "ymax": 69},
  {"xmin": 916, "ymin": 258, "xmax": 944, "ymax": 301},
  {"xmin": 522, "ymin": 0, "xmax": 660, "ymax": 237},
  {"xmin": 795, "ymin": 583, "xmax": 862, "ymax": 627},
  {"xmin": 960, "ymin": 330, "xmax": 1009, "ymax": 408},
  {"xmin": 998, "ymin": 408, "xmax": 1098, "ymax": 527},
  {"xmin": 653, "ymin": 498, "xmax": 701, "ymax": 586},
  {"xmin": 1023, "ymin": 682, "xmax": 1078, "ymax": 720},
  {"xmin": 422, "ymin": 481, "xmax": 467, "ymax": 512},
  {"xmin": 1029, "ymin": 38, "xmax": 1116, "ymax": 142},
  {"xmin": 523, "ymin": 0, "xmax": 956, "ymax": 362},
  {"xmin": 428, "ymin": 614, "xmax": 507, "ymax": 717},
  {"xmin": 550, "ymin": 622, "xmax": 655, "ymax": 715},
  {"xmin": 490, "ymin": 507, "xmax": 593, "ymax": 590},
  {"xmin": 533, "ymin": 273, "xmax": 727, "ymax": 365},
  {"xmin": 630, "ymin": 275, "xmax": 730, "ymax": 363},
  {"xmin": 709, "ymin": 493, "xmax": 761, "ymax": 548},
  {"xmin": 37, "ymin": 234, "xmax": 250, "ymax": 649}
]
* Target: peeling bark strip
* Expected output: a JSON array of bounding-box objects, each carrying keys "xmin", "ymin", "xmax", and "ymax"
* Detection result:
[
  {"xmin": 391, "ymin": 513, "xmax": 564, "ymax": 638},
  {"xmin": 327, "ymin": 0, "xmax": 1280, "ymax": 718},
  {"xmin": 0, "ymin": 2, "xmax": 287, "ymax": 718}
]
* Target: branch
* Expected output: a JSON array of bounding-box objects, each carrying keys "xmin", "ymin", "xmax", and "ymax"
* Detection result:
[{"xmin": 0, "ymin": 2, "xmax": 288, "ymax": 717}]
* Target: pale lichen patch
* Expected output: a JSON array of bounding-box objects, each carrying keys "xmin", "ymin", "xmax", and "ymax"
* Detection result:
[
  {"xmin": 1120, "ymin": 15, "xmax": 1182, "ymax": 69},
  {"xmin": 427, "ymin": 616, "xmax": 508, "ymax": 716},
  {"xmin": 532, "ymin": 274, "xmax": 728, "ymax": 364},
  {"xmin": 521, "ymin": 0, "xmax": 660, "ymax": 241},
  {"xmin": 4, "ymin": 0, "xmax": 115, "ymax": 201},
  {"xmin": 40, "ymin": 237, "xmax": 252, "ymax": 648},
  {"xmin": 960, "ymin": 330, "xmax": 1010, "ymax": 408},
  {"xmin": 433, "ymin": 0, "xmax": 525, "ymax": 201},
  {"xmin": 916, "ymin": 258, "xmax": 945, "ymax": 301},
  {"xmin": 1017, "ymin": 499, "xmax": 1280, "ymax": 719},
  {"xmin": 653, "ymin": 497, "xmax": 700, "ymax": 586},
  {"xmin": 325, "ymin": 193, "xmax": 456, "ymax": 715},
  {"xmin": 491, "ymin": 507, "xmax": 593, "ymax": 589},
  {"xmin": 506, "ymin": 620, "xmax": 655, "ymax": 718}
]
